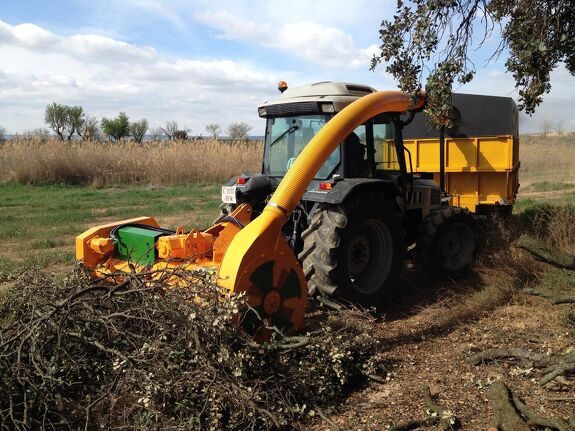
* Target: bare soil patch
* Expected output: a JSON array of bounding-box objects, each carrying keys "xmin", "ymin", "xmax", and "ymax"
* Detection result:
[{"xmin": 307, "ymin": 261, "xmax": 574, "ymax": 430}]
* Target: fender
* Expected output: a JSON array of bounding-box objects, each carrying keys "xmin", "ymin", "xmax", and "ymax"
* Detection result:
[{"xmin": 302, "ymin": 178, "xmax": 401, "ymax": 205}]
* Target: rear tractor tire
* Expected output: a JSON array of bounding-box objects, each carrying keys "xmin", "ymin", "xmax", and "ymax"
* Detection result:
[
  {"xmin": 418, "ymin": 206, "xmax": 479, "ymax": 273},
  {"xmin": 298, "ymin": 191, "xmax": 404, "ymax": 307}
]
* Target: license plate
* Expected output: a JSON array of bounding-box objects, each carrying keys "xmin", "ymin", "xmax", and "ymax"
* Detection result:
[{"xmin": 221, "ymin": 186, "xmax": 237, "ymax": 204}]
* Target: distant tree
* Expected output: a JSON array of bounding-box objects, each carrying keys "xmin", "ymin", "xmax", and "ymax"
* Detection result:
[
  {"xmin": 66, "ymin": 106, "xmax": 84, "ymax": 140},
  {"xmin": 79, "ymin": 116, "xmax": 102, "ymax": 142},
  {"xmin": 173, "ymin": 130, "xmax": 188, "ymax": 140},
  {"xmin": 150, "ymin": 127, "xmax": 164, "ymax": 141},
  {"xmin": 540, "ymin": 119, "xmax": 554, "ymax": 137},
  {"xmin": 101, "ymin": 112, "xmax": 130, "ymax": 142},
  {"xmin": 554, "ymin": 120, "xmax": 564, "ymax": 135},
  {"xmin": 21, "ymin": 128, "xmax": 51, "ymax": 143},
  {"xmin": 371, "ymin": 0, "xmax": 575, "ymax": 126},
  {"xmin": 45, "ymin": 102, "xmax": 84, "ymax": 141},
  {"xmin": 227, "ymin": 122, "xmax": 252, "ymax": 141},
  {"xmin": 44, "ymin": 102, "xmax": 67, "ymax": 140},
  {"xmin": 205, "ymin": 123, "xmax": 221, "ymax": 139},
  {"xmin": 162, "ymin": 120, "xmax": 179, "ymax": 140},
  {"xmin": 0, "ymin": 126, "xmax": 5, "ymax": 143},
  {"xmin": 130, "ymin": 119, "xmax": 149, "ymax": 144}
]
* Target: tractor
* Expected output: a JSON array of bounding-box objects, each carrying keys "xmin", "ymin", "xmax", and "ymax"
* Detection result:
[
  {"xmin": 216, "ymin": 81, "xmax": 518, "ymax": 305},
  {"xmin": 76, "ymin": 85, "xmax": 519, "ymax": 336}
]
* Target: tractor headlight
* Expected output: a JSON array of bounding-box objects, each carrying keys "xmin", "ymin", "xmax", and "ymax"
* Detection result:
[
  {"xmin": 258, "ymin": 107, "xmax": 267, "ymax": 117},
  {"xmin": 320, "ymin": 102, "xmax": 335, "ymax": 113}
]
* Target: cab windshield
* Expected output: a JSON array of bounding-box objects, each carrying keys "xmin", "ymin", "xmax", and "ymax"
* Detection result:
[{"xmin": 264, "ymin": 114, "xmax": 340, "ymax": 179}]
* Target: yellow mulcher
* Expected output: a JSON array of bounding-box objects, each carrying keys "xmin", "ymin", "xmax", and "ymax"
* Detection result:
[{"xmin": 77, "ymin": 83, "xmax": 519, "ymax": 337}]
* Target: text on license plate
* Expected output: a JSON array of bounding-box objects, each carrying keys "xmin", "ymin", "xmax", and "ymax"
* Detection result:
[{"xmin": 221, "ymin": 186, "xmax": 237, "ymax": 204}]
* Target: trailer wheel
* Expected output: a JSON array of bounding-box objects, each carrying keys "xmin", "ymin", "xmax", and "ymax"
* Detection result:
[
  {"xmin": 298, "ymin": 190, "xmax": 404, "ymax": 306},
  {"xmin": 418, "ymin": 206, "xmax": 479, "ymax": 273}
]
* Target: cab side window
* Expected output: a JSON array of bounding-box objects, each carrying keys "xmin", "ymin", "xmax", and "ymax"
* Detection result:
[
  {"xmin": 373, "ymin": 123, "xmax": 400, "ymax": 174},
  {"xmin": 345, "ymin": 125, "xmax": 369, "ymax": 177}
]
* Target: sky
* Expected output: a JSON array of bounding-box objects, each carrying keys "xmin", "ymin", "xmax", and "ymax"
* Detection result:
[{"xmin": 0, "ymin": 0, "xmax": 572, "ymax": 135}]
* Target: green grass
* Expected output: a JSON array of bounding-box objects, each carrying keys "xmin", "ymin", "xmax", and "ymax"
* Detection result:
[
  {"xmin": 535, "ymin": 268, "xmax": 575, "ymax": 294},
  {"xmin": 528, "ymin": 181, "xmax": 575, "ymax": 192},
  {"xmin": 514, "ymin": 191, "xmax": 575, "ymax": 212},
  {"xmin": 0, "ymin": 183, "xmax": 220, "ymax": 273},
  {"xmin": 1, "ymin": 180, "xmax": 573, "ymax": 277}
]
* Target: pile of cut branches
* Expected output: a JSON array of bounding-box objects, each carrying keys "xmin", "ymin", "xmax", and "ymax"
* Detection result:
[{"xmin": 0, "ymin": 267, "xmax": 379, "ymax": 430}]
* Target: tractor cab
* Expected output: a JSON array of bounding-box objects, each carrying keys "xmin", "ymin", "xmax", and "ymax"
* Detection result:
[
  {"xmin": 221, "ymin": 82, "xmax": 436, "ymax": 225},
  {"xmin": 259, "ymin": 82, "xmax": 406, "ymax": 189}
]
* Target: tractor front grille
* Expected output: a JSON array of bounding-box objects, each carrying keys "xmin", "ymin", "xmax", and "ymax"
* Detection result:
[{"xmin": 264, "ymin": 102, "xmax": 321, "ymax": 117}]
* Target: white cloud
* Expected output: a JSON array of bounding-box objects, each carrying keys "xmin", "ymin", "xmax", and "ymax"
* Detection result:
[
  {"xmin": 0, "ymin": 20, "xmax": 279, "ymax": 134},
  {"xmin": 10, "ymin": 23, "xmax": 60, "ymax": 49},
  {"xmin": 67, "ymin": 34, "xmax": 158, "ymax": 62},
  {"xmin": 0, "ymin": 19, "xmax": 157, "ymax": 64},
  {"xmin": 196, "ymin": 11, "xmax": 374, "ymax": 68}
]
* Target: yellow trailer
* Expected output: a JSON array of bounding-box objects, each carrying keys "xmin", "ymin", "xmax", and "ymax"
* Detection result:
[
  {"xmin": 402, "ymin": 135, "xmax": 519, "ymax": 212},
  {"xmin": 390, "ymin": 93, "xmax": 520, "ymax": 213}
]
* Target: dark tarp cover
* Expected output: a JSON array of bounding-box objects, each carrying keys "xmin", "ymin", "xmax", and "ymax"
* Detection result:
[{"xmin": 403, "ymin": 93, "xmax": 518, "ymax": 139}]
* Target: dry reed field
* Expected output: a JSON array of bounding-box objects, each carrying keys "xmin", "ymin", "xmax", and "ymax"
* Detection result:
[
  {"xmin": 520, "ymin": 133, "xmax": 575, "ymax": 182},
  {"xmin": 1, "ymin": 134, "xmax": 574, "ymax": 186},
  {"xmin": 0, "ymin": 138, "xmax": 263, "ymax": 186}
]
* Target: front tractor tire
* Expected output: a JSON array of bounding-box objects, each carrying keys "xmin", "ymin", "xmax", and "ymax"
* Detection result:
[
  {"xmin": 418, "ymin": 206, "xmax": 479, "ymax": 273},
  {"xmin": 298, "ymin": 191, "xmax": 404, "ymax": 307}
]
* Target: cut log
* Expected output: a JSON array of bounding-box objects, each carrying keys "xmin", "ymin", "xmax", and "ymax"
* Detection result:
[
  {"xmin": 389, "ymin": 417, "xmax": 440, "ymax": 431},
  {"xmin": 489, "ymin": 380, "xmax": 530, "ymax": 431},
  {"xmin": 512, "ymin": 392, "xmax": 574, "ymax": 431},
  {"xmin": 422, "ymin": 386, "xmax": 455, "ymax": 430},
  {"xmin": 466, "ymin": 348, "xmax": 545, "ymax": 366},
  {"xmin": 389, "ymin": 386, "xmax": 457, "ymax": 431},
  {"xmin": 514, "ymin": 235, "xmax": 575, "ymax": 270}
]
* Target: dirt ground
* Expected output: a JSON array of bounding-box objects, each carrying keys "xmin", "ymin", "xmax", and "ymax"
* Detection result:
[{"xmin": 306, "ymin": 256, "xmax": 575, "ymax": 430}]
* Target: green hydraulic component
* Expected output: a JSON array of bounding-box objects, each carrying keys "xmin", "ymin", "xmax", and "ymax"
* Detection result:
[{"xmin": 114, "ymin": 226, "xmax": 163, "ymax": 266}]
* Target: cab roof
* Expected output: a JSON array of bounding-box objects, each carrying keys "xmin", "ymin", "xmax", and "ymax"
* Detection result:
[{"xmin": 259, "ymin": 82, "xmax": 377, "ymax": 115}]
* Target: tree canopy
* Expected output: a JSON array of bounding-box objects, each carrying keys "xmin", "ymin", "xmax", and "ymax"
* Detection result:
[
  {"xmin": 371, "ymin": 0, "xmax": 574, "ymax": 126},
  {"xmin": 162, "ymin": 121, "xmax": 179, "ymax": 140},
  {"xmin": 44, "ymin": 102, "xmax": 85, "ymax": 140},
  {"xmin": 101, "ymin": 112, "xmax": 130, "ymax": 142},
  {"xmin": 205, "ymin": 123, "xmax": 221, "ymax": 139},
  {"xmin": 227, "ymin": 122, "xmax": 252, "ymax": 141},
  {"xmin": 130, "ymin": 119, "xmax": 149, "ymax": 144}
]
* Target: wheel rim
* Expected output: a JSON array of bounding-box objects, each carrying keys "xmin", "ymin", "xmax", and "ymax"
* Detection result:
[
  {"xmin": 345, "ymin": 219, "xmax": 393, "ymax": 295},
  {"xmin": 437, "ymin": 222, "xmax": 475, "ymax": 271}
]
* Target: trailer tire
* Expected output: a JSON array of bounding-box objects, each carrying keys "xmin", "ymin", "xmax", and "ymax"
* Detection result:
[
  {"xmin": 298, "ymin": 190, "xmax": 404, "ymax": 306},
  {"xmin": 418, "ymin": 206, "xmax": 479, "ymax": 273}
]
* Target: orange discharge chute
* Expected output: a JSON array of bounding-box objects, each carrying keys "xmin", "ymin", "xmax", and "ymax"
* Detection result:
[{"xmin": 76, "ymin": 91, "xmax": 425, "ymax": 337}]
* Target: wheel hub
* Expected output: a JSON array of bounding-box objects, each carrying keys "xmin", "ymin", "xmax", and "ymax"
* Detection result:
[
  {"xmin": 263, "ymin": 290, "xmax": 282, "ymax": 315},
  {"xmin": 347, "ymin": 235, "xmax": 371, "ymax": 275},
  {"xmin": 437, "ymin": 221, "xmax": 476, "ymax": 271},
  {"xmin": 439, "ymin": 230, "xmax": 463, "ymax": 257},
  {"xmin": 344, "ymin": 219, "xmax": 394, "ymax": 295}
]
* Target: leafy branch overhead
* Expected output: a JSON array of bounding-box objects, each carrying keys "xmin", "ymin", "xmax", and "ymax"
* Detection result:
[{"xmin": 371, "ymin": 0, "xmax": 574, "ymax": 126}]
